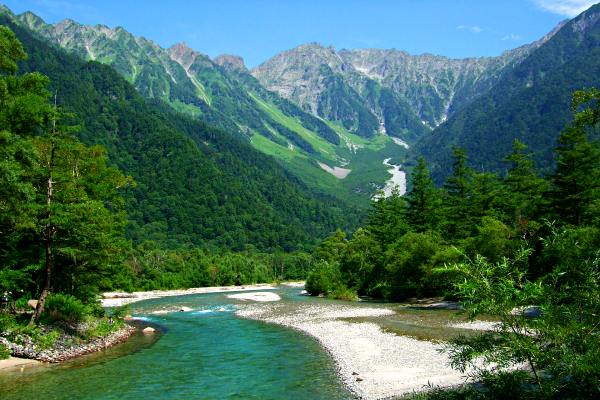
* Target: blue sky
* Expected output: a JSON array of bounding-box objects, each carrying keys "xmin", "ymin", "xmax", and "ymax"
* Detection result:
[{"xmin": 2, "ymin": 0, "xmax": 598, "ymax": 67}]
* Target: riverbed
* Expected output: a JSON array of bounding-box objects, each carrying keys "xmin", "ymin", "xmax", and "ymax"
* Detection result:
[{"xmin": 0, "ymin": 287, "xmax": 478, "ymax": 400}]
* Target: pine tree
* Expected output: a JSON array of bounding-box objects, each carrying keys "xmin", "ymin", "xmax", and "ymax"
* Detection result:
[
  {"xmin": 442, "ymin": 147, "xmax": 475, "ymax": 240},
  {"xmin": 502, "ymin": 140, "xmax": 548, "ymax": 231},
  {"xmin": 549, "ymin": 89, "xmax": 600, "ymax": 226},
  {"xmin": 406, "ymin": 156, "xmax": 441, "ymax": 232}
]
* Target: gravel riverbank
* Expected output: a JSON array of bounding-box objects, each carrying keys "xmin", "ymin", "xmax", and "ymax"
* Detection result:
[
  {"xmin": 237, "ymin": 303, "xmax": 465, "ymax": 400},
  {"xmin": 101, "ymin": 283, "xmax": 278, "ymax": 307}
]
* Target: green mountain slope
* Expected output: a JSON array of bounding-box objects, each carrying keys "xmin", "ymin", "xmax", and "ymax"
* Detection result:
[
  {"xmin": 414, "ymin": 5, "xmax": 600, "ymax": 182},
  {"xmin": 3, "ymin": 7, "xmax": 407, "ymax": 204},
  {"xmin": 1, "ymin": 15, "xmax": 359, "ymax": 251}
]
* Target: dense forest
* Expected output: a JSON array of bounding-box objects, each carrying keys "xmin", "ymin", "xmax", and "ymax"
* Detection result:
[
  {"xmin": 306, "ymin": 87, "xmax": 600, "ymax": 397},
  {"xmin": 0, "ymin": 25, "xmax": 326, "ymax": 354},
  {"xmin": 0, "ymin": 16, "xmax": 360, "ymax": 253}
]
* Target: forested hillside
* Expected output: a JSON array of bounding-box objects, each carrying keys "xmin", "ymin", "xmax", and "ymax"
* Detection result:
[
  {"xmin": 307, "ymin": 86, "xmax": 600, "ymax": 397},
  {"xmin": 6, "ymin": 7, "xmax": 409, "ymax": 204},
  {"xmin": 416, "ymin": 4, "xmax": 600, "ymax": 182},
  {"xmin": 1, "ymin": 16, "xmax": 359, "ymax": 251}
]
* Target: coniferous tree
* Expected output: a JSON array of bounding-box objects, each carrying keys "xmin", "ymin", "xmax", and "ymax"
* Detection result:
[
  {"xmin": 502, "ymin": 140, "xmax": 548, "ymax": 231},
  {"xmin": 442, "ymin": 147, "xmax": 475, "ymax": 240},
  {"xmin": 549, "ymin": 89, "xmax": 600, "ymax": 226},
  {"xmin": 406, "ymin": 156, "xmax": 441, "ymax": 232},
  {"xmin": 366, "ymin": 189, "xmax": 409, "ymax": 246}
]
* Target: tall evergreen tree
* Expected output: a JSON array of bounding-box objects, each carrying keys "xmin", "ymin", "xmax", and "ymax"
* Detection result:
[
  {"xmin": 442, "ymin": 147, "xmax": 475, "ymax": 240},
  {"xmin": 549, "ymin": 89, "xmax": 600, "ymax": 226},
  {"xmin": 406, "ymin": 156, "xmax": 441, "ymax": 232},
  {"xmin": 366, "ymin": 189, "xmax": 409, "ymax": 246},
  {"xmin": 502, "ymin": 140, "xmax": 548, "ymax": 231}
]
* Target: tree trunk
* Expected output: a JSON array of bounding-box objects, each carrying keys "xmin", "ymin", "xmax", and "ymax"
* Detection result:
[{"xmin": 30, "ymin": 141, "xmax": 55, "ymax": 325}]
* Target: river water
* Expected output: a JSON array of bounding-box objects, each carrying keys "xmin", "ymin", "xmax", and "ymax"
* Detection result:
[{"xmin": 0, "ymin": 289, "xmax": 352, "ymax": 400}]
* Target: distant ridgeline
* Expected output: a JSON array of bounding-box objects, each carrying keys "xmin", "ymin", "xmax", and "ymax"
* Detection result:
[
  {"xmin": 415, "ymin": 3, "xmax": 600, "ymax": 183},
  {"xmin": 4, "ymin": 5, "xmax": 565, "ymax": 204},
  {"xmin": 0, "ymin": 16, "xmax": 360, "ymax": 251}
]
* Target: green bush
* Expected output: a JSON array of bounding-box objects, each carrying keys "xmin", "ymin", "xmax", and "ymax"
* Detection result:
[
  {"xmin": 0, "ymin": 343, "xmax": 10, "ymax": 359},
  {"xmin": 34, "ymin": 329, "xmax": 60, "ymax": 350},
  {"xmin": 328, "ymin": 285, "xmax": 358, "ymax": 301},
  {"xmin": 82, "ymin": 318, "xmax": 120, "ymax": 339},
  {"xmin": 305, "ymin": 260, "xmax": 342, "ymax": 296},
  {"xmin": 0, "ymin": 312, "xmax": 17, "ymax": 333},
  {"xmin": 42, "ymin": 293, "xmax": 90, "ymax": 324}
]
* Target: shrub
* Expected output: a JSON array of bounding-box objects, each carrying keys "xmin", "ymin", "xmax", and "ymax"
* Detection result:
[
  {"xmin": 82, "ymin": 318, "xmax": 120, "ymax": 339},
  {"xmin": 328, "ymin": 285, "xmax": 358, "ymax": 301},
  {"xmin": 42, "ymin": 293, "xmax": 89, "ymax": 324},
  {"xmin": 305, "ymin": 260, "xmax": 342, "ymax": 296},
  {"xmin": 34, "ymin": 329, "xmax": 60, "ymax": 350},
  {"xmin": 0, "ymin": 312, "xmax": 17, "ymax": 333},
  {"xmin": 0, "ymin": 343, "xmax": 10, "ymax": 359}
]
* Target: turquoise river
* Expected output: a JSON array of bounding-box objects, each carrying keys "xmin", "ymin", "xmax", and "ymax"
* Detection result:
[{"xmin": 0, "ymin": 288, "xmax": 353, "ymax": 399}]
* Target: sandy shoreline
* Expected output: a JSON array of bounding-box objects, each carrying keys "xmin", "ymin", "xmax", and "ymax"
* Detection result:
[
  {"xmin": 101, "ymin": 283, "xmax": 278, "ymax": 307},
  {"xmin": 0, "ymin": 356, "xmax": 41, "ymax": 371},
  {"xmin": 237, "ymin": 303, "xmax": 466, "ymax": 399}
]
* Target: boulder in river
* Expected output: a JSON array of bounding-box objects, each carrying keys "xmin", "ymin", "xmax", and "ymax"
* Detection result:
[{"xmin": 142, "ymin": 327, "xmax": 156, "ymax": 334}]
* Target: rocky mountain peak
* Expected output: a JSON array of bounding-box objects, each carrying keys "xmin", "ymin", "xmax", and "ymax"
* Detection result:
[
  {"xmin": 168, "ymin": 42, "xmax": 200, "ymax": 70},
  {"xmin": 213, "ymin": 54, "xmax": 247, "ymax": 73},
  {"xmin": 572, "ymin": 3, "xmax": 600, "ymax": 33}
]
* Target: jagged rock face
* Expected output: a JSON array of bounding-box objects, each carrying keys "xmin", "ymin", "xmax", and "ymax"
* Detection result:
[
  {"xmin": 213, "ymin": 54, "xmax": 247, "ymax": 73},
  {"xmin": 251, "ymin": 43, "xmax": 352, "ymax": 115},
  {"xmin": 252, "ymin": 36, "xmax": 555, "ymax": 128},
  {"xmin": 15, "ymin": 14, "xmax": 198, "ymax": 101}
]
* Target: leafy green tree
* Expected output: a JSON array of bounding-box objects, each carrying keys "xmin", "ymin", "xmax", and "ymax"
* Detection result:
[
  {"xmin": 464, "ymin": 216, "xmax": 513, "ymax": 263},
  {"xmin": 0, "ymin": 26, "xmax": 52, "ymax": 263},
  {"xmin": 384, "ymin": 231, "xmax": 443, "ymax": 300},
  {"xmin": 440, "ymin": 225, "xmax": 600, "ymax": 398},
  {"xmin": 0, "ymin": 27, "xmax": 131, "ymax": 322},
  {"xmin": 305, "ymin": 260, "xmax": 342, "ymax": 296},
  {"xmin": 406, "ymin": 156, "xmax": 441, "ymax": 232},
  {"xmin": 313, "ymin": 229, "xmax": 348, "ymax": 263},
  {"xmin": 340, "ymin": 228, "xmax": 381, "ymax": 294},
  {"xmin": 549, "ymin": 89, "xmax": 600, "ymax": 226}
]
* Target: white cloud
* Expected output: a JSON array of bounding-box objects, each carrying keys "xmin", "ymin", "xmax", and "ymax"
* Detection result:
[
  {"xmin": 457, "ymin": 25, "xmax": 484, "ymax": 33},
  {"xmin": 533, "ymin": 0, "xmax": 597, "ymax": 17},
  {"xmin": 502, "ymin": 33, "xmax": 521, "ymax": 40}
]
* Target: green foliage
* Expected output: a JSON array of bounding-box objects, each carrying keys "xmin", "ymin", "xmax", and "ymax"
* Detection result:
[
  {"xmin": 327, "ymin": 285, "xmax": 358, "ymax": 301},
  {"xmin": 2, "ymin": 17, "xmax": 359, "ymax": 252},
  {"xmin": 42, "ymin": 293, "xmax": 90, "ymax": 324},
  {"xmin": 464, "ymin": 217, "xmax": 513, "ymax": 263},
  {"xmin": 439, "ymin": 225, "xmax": 600, "ymax": 397},
  {"xmin": 0, "ymin": 24, "xmax": 26, "ymax": 74},
  {"xmin": 0, "ymin": 342, "xmax": 9, "ymax": 359},
  {"xmin": 385, "ymin": 231, "xmax": 445, "ymax": 300},
  {"xmin": 82, "ymin": 317, "xmax": 122, "ymax": 340},
  {"xmin": 305, "ymin": 260, "xmax": 342, "ymax": 296},
  {"xmin": 0, "ymin": 312, "xmax": 17, "ymax": 333},
  {"xmin": 35, "ymin": 329, "xmax": 60, "ymax": 349},
  {"xmin": 549, "ymin": 90, "xmax": 600, "ymax": 226},
  {"xmin": 406, "ymin": 156, "xmax": 441, "ymax": 232}
]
